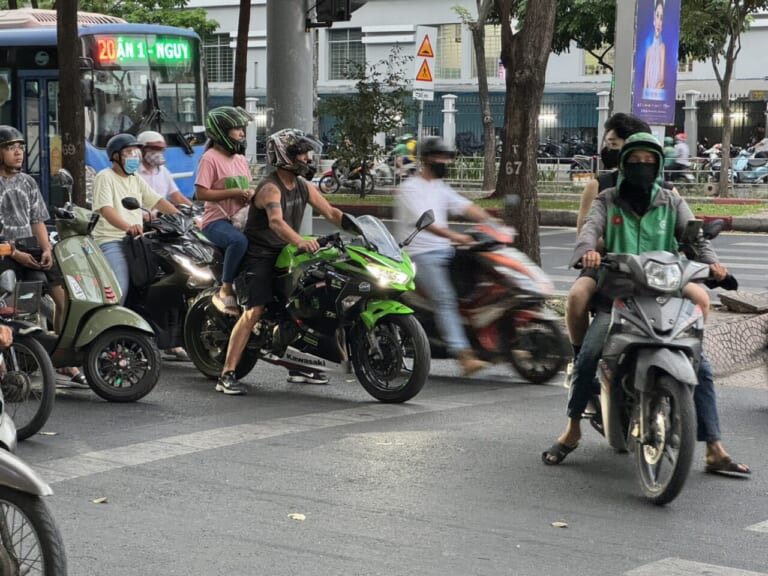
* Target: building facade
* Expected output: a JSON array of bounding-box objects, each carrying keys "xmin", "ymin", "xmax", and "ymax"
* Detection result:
[{"xmin": 190, "ymin": 0, "xmax": 768, "ymax": 149}]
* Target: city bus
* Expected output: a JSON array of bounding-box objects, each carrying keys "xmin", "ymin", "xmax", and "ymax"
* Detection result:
[{"xmin": 0, "ymin": 8, "xmax": 207, "ymax": 204}]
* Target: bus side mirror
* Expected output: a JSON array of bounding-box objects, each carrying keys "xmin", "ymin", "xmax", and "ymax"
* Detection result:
[{"xmin": 81, "ymin": 78, "xmax": 94, "ymax": 108}]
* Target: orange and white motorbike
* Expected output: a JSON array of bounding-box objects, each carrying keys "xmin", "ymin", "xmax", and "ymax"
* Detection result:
[{"xmin": 403, "ymin": 224, "xmax": 569, "ymax": 384}]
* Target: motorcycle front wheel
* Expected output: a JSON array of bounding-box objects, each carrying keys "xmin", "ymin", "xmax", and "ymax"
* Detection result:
[
  {"xmin": 503, "ymin": 317, "xmax": 568, "ymax": 384},
  {"xmin": 184, "ymin": 291, "xmax": 259, "ymax": 381},
  {"xmin": 0, "ymin": 487, "xmax": 67, "ymax": 575},
  {"xmin": 319, "ymin": 175, "xmax": 339, "ymax": 194},
  {"xmin": 635, "ymin": 375, "xmax": 695, "ymax": 506},
  {"xmin": 1, "ymin": 335, "xmax": 56, "ymax": 441},
  {"xmin": 83, "ymin": 329, "xmax": 161, "ymax": 402},
  {"xmin": 350, "ymin": 314, "xmax": 430, "ymax": 403}
]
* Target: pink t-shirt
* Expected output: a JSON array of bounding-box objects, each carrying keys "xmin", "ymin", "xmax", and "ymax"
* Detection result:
[{"xmin": 195, "ymin": 147, "xmax": 251, "ymax": 229}]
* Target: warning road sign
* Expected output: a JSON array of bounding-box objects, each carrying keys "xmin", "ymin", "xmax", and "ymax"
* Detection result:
[
  {"xmin": 417, "ymin": 35, "xmax": 434, "ymax": 58},
  {"xmin": 413, "ymin": 26, "xmax": 437, "ymax": 92},
  {"xmin": 416, "ymin": 60, "xmax": 433, "ymax": 82}
]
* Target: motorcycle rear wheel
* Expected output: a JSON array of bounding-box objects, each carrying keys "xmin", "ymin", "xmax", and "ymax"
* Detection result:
[
  {"xmin": 184, "ymin": 291, "xmax": 259, "ymax": 381},
  {"xmin": 504, "ymin": 317, "xmax": 568, "ymax": 384},
  {"xmin": 319, "ymin": 175, "xmax": 339, "ymax": 194},
  {"xmin": 1, "ymin": 335, "xmax": 56, "ymax": 441},
  {"xmin": 635, "ymin": 375, "xmax": 695, "ymax": 506},
  {"xmin": 350, "ymin": 314, "xmax": 429, "ymax": 403},
  {"xmin": 83, "ymin": 329, "xmax": 161, "ymax": 402},
  {"xmin": 0, "ymin": 487, "xmax": 67, "ymax": 576}
]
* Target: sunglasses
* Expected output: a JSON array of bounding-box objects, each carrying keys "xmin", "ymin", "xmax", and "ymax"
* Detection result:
[{"xmin": 2, "ymin": 143, "xmax": 25, "ymax": 152}]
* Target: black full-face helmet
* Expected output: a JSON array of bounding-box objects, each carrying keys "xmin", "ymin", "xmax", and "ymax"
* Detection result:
[
  {"xmin": 106, "ymin": 133, "xmax": 143, "ymax": 162},
  {"xmin": 205, "ymin": 106, "xmax": 253, "ymax": 155}
]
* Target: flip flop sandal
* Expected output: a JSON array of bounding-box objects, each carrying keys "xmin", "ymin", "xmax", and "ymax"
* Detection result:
[
  {"xmin": 212, "ymin": 293, "xmax": 239, "ymax": 317},
  {"xmin": 705, "ymin": 456, "xmax": 751, "ymax": 476},
  {"xmin": 542, "ymin": 441, "xmax": 579, "ymax": 465},
  {"xmin": 163, "ymin": 349, "xmax": 191, "ymax": 362}
]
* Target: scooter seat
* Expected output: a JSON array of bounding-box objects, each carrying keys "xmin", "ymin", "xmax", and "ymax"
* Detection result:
[{"xmin": 747, "ymin": 157, "xmax": 768, "ymax": 168}]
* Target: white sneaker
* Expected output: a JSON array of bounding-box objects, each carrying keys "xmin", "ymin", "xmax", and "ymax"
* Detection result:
[{"xmin": 287, "ymin": 370, "xmax": 329, "ymax": 385}]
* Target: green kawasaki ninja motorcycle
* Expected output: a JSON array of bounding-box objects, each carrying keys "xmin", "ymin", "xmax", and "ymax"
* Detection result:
[{"xmin": 185, "ymin": 211, "xmax": 434, "ymax": 403}]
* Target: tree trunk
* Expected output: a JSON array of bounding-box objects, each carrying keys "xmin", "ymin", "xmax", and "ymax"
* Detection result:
[
  {"xmin": 471, "ymin": 24, "xmax": 497, "ymax": 193},
  {"xmin": 57, "ymin": 1, "xmax": 86, "ymax": 206},
  {"xmin": 8, "ymin": 0, "xmax": 18, "ymax": 9},
  {"xmin": 494, "ymin": 0, "xmax": 557, "ymax": 265},
  {"xmin": 717, "ymin": 81, "xmax": 732, "ymax": 198},
  {"xmin": 233, "ymin": 0, "xmax": 251, "ymax": 108}
]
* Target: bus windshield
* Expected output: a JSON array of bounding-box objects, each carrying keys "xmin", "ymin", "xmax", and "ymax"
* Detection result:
[{"xmin": 83, "ymin": 34, "xmax": 205, "ymax": 148}]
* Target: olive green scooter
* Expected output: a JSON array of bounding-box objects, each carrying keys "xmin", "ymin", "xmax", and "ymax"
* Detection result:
[{"xmin": 48, "ymin": 170, "xmax": 161, "ymax": 402}]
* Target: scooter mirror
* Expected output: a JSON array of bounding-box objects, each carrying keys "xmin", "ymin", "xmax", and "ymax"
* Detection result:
[
  {"xmin": 121, "ymin": 197, "xmax": 141, "ymax": 210},
  {"xmin": 0, "ymin": 269, "xmax": 16, "ymax": 297},
  {"xmin": 57, "ymin": 168, "xmax": 73, "ymax": 188},
  {"xmin": 702, "ymin": 219, "xmax": 725, "ymax": 240},
  {"xmin": 415, "ymin": 209, "xmax": 435, "ymax": 230}
]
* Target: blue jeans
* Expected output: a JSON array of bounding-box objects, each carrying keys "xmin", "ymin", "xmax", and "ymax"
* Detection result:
[
  {"xmin": 412, "ymin": 248, "xmax": 470, "ymax": 355},
  {"xmin": 567, "ymin": 312, "xmax": 721, "ymax": 442},
  {"xmin": 100, "ymin": 240, "xmax": 130, "ymax": 305},
  {"xmin": 202, "ymin": 219, "xmax": 248, "ymax": 285}
]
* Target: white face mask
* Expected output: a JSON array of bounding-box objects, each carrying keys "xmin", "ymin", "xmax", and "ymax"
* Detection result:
[{"xmin": 143, "ymin": 150, "xmax": 166, "ymax": 167}]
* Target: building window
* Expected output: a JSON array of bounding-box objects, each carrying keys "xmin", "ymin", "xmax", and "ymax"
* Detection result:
[
  {"xmin": 203, "ymin": 34, "xmax": 234, "ymax": 83},
  {"xmin": 436, "ymin": 23, "xmax": 462, "ymax": 80},
  {"xmin": 678, "ymin": 56, "xmax": 694, "ymax": 73},
  {"xmin": 328, "ymin": 28, "xmax": 365, "ymax": 80},
  {"xmin": 583, "ymin": 45, "xmax": 615, "ymax": 75},
  {"xmin": 471, "ymin": 24, "xmax": 503, "ymax": 78}
]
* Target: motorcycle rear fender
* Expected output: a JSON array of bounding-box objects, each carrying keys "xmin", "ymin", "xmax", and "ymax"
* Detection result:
[
  {"xmin": 74, "ymin": 306, "xmax": 155, "ymax": 349},
  {"xmin": 633, "ymin": 348, "xmax": 698, "ymax": 391},
  {"xmin": 359, "ymin": 299, "xmax": 414, "ymax": 330},
  {"xmin": 0, "ymin": 449, "xmax": 52, "ymax": 496}
]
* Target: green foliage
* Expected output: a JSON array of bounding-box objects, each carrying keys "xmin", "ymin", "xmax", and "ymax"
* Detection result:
[
  {"xmin": 27, "ymin": 0, "xmax": 219, "ymax": 39},
  {"xmin": 679, "ymin": 0, "xmax": 768, "ymax": 64},
  {"xmin": 318, "ymin": 46, "xmax": 415, "ymax": 196},
  {"xmin": 551, "ymin": 0, "xmax": 615, "ymax": 58}
]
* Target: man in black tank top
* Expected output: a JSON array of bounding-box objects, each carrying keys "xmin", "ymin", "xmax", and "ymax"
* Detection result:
[{"xmin": 215, "ymin": 129, "xmax": 345, "ymax": 396}]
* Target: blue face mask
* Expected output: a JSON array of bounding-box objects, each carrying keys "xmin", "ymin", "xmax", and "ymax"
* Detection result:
[{"xmin": 123, "ymin": 157, "xmax": 140, "ymax": 175}]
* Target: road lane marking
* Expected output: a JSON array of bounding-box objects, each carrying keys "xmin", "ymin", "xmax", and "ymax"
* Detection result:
[
  {"xmin": 32, "ymin": 394, "xmax": 497, "ymax": 485},
  {"xmin": 747, "ymin": 520, "xmax": 768, "ymax": 533},
  {"xmin": 625, "ymin": 558, "xmax": 768, "ymax": 575}
]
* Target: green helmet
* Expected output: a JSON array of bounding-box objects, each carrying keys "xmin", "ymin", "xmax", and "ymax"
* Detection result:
[
  {"xmin": 205, "ymin": 106, "xmax": 253, "ymax": 155},
  {"xmin": 618, "ymin": 132, "xmax": 664, "ymax": 181},
  {"xmin": 664, "ymin": 136, "xmax": 674, "ymax": 146}
]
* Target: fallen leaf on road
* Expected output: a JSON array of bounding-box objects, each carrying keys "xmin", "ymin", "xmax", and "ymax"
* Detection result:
[
  {"xmin": 551, "ymin": 521, "xmax": 568, "ymax": 528},
  {"xmin": 39, "ymin": 432, "xmax": 58, "ymax": 436},
  {"xmin": 92, "ymin": 497, "xmax": 109, "ymax": 504},
  {"xmin": 288, "ymin": 513, "xmax": 306, "ymax": 521}
]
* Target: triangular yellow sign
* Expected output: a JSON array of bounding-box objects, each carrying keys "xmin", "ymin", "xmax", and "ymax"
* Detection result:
[
  {"xmin": 417, "ymin": 35, "xmax": 434, "ymax": 58},
  {"xmin": 416, "ymin": 59, "xmax": 433, "ymax": 82}
]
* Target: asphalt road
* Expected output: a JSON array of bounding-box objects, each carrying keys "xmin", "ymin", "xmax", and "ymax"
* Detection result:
[{"xmin": 16, "ymin": 353, "xmax": 768, "ymax": 576}]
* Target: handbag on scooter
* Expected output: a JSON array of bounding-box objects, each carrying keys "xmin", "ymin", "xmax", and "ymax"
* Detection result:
[{"xmin": 123, "ymin": 235, "xmax": 158, "ymax": 290}]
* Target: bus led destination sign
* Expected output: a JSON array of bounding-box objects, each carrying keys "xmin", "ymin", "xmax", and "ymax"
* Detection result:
[{"xmin": 94, "ymin": 35, "xmax": 191, "ymax": 66}]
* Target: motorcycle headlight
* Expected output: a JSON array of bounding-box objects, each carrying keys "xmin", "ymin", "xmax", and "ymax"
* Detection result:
[
  {"xmin": 366, "ymin": 263, "xmax": 410, "ymax": 287},
  {"xmin": 171, "ymin": 253, "xmax": 214, "ymax": 282},
  {"xmin": 643, "ymin": 261, "xmax": 682, "ymax": 292}
]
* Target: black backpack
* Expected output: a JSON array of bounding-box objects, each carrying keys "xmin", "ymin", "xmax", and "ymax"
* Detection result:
[{"xmin": 123, "ymin": 235, "xmax": 158, "ymax": 290}]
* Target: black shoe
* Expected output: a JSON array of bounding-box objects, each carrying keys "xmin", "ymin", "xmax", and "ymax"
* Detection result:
[
  {"xmin": 287, "ymin": 370, "xmax": 329, "ymax": 385},
  {"xmin": 215, "ymin": 371, "xmax": 247, "ymax": 395}
]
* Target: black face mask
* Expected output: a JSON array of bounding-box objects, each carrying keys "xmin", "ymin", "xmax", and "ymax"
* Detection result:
[
  {"xmin": 622, "ymin": 162, "xmax": 658, "ymax": 190},
  {"xmin": 600, "ymin": 147, "xmax": 620, "ymax": 170},
  {"xmin": 427, "ymin": 161, "xmax": 448, "ymax": 179}
]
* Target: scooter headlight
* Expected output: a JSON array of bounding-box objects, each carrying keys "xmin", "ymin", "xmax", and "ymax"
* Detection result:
[
  {"xmin": 171, "ymin": 253, "xmax": 214, "ymax": 283},
  {"xmin": 643, "ymin": 261, "xmax": 682, "ymax": 292}
]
